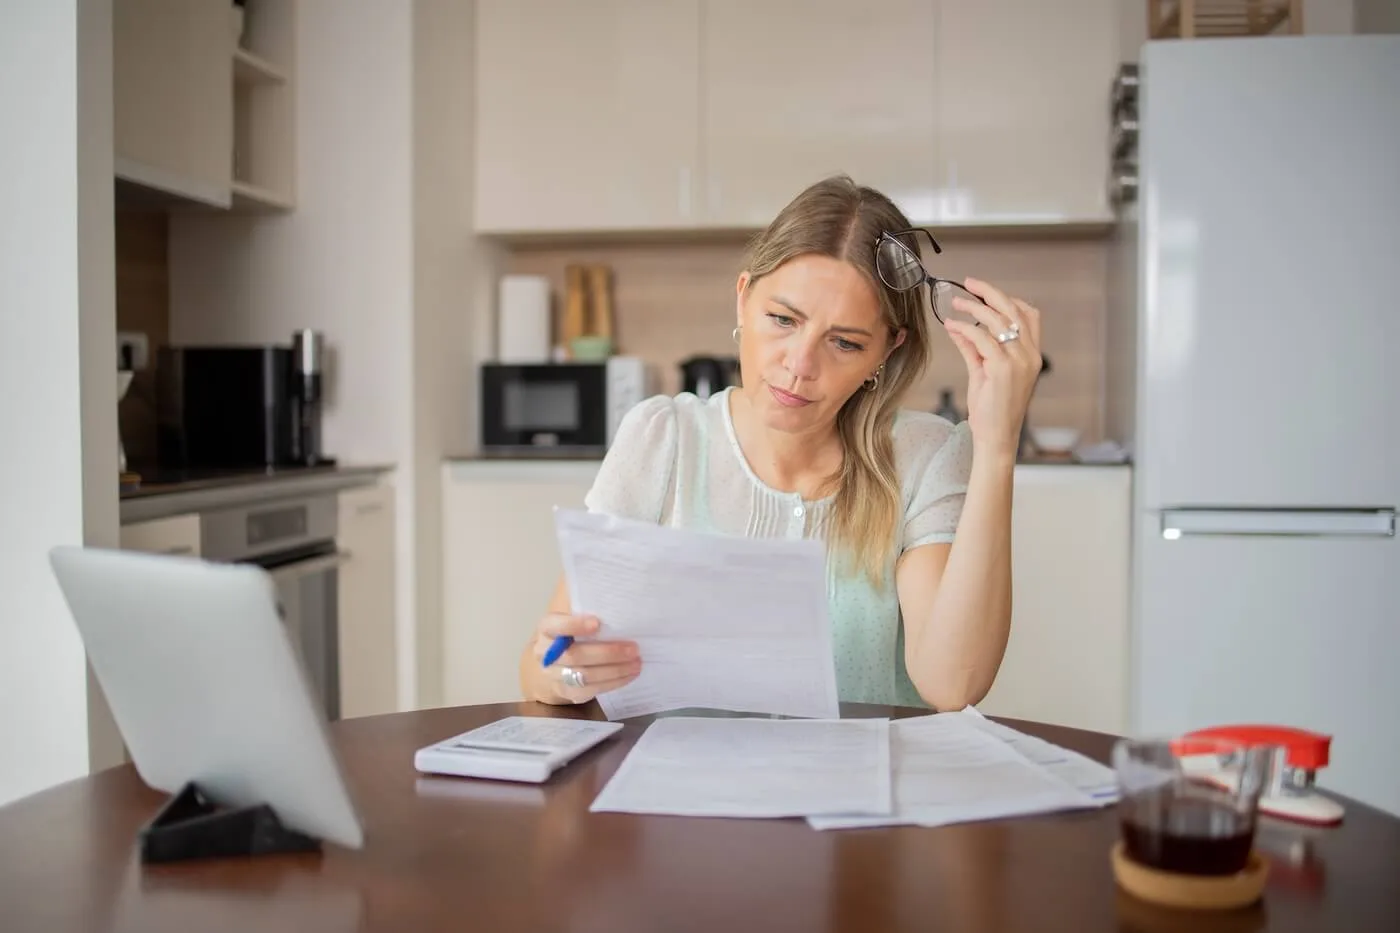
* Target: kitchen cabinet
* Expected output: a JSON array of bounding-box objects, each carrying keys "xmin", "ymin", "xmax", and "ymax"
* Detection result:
[
  {"xmin": 113, "ymin": 0, "xmax": 233, "ymax": 208},
  {"xmin": 118, "ymin": 513, "xmax": 202, "ymax": 557},
  {"xmin": 934, "ymin": 0, "xmax": 1120, "ymax": 225},
  {"xmin": 473, "ymin": 0, "xmax": 702, "ymax": 233},
  {"xmin": 471, "ymin": 0, "xmax": 1120, "ymax": 234},
  {"xmin": 700, "ymin": 0, "xmax": 940, "ymax": 228},
  {"xmin": 337, "ymin": 483, "xmax": 398, "ymax": 719},
  {"xmin": 975, "ymin": 465, "xmax": 1132, "ymax": 734},
  {"xmin": 109, "ymin": 512, "xmax": 204, "ymax": 764},
  {"xmin": 112, "ymin": 0, "xmax": 297, "ymax": 212},
  {"xmin": 441, "ymin": 462, "xmax": 597, "ymax": 706},
  {"xmin": 441, "ymin": 460, "xmax": 1132, "ymax": 731}
]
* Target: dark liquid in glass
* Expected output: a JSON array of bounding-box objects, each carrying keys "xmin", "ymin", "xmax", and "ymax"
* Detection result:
[{"xmin": 1120, "ymin": 789, "xmax": 1254, "ymax": 876}]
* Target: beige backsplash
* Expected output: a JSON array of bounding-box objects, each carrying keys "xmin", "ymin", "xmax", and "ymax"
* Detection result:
[{"xmin": 505, "ymin": 233, "xmax": 1109, "ymax": 443}]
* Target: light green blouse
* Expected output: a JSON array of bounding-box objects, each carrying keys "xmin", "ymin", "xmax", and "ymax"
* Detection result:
[{"xmin": 583, "ymin": 387, "xmax": 974, "ymax": 707}]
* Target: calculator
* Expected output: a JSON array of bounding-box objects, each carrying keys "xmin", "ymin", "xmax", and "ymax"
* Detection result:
[{"xmin": 414, "ymin": 716, "xmax": 625, "ymax": 783}]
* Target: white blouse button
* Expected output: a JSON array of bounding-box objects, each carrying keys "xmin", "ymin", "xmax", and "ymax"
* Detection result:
[{"xmin": 793, "ymin": 505, "xmax": 805, "ymax": 518}]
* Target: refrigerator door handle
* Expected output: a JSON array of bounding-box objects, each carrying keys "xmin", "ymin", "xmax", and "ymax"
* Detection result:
[{"xmin": 1160, "ymin": 509, "xmax": 1397, "ymax": 539}]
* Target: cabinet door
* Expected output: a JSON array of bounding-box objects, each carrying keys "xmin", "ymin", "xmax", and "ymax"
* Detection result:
[
  {"xmin": 112, "ymin": 0, "xmax": 233, "ymax": 208},
  {"xmin": 119, "ymin": 513, "xmax": 202, "ymax": 557},
  {"xmin": 337, "ymin": 485, "xmax": 398, "ymax": 719},
  {"xmin": 935, "ymin": 0, "xmax": 1118, "ymax": 224},
  {"xmin": 701, "ymin": 0, "xmax": 940, "ymax": 228},
  {"xmin": 975, "ymin": 468, "xmax": 1131, "ymax": 735},
  {"xmin": 441, "ymin": 467, "xmax": 596, "ymax": 706},
  {"xmin": 474, "ymin": 0, "xmax": 702, "ymax": 233}
]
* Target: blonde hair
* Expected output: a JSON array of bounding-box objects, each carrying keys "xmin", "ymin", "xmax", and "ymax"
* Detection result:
[{"xmin": 739, "ymin": 174, "xmax": 935, "ymax": 583}]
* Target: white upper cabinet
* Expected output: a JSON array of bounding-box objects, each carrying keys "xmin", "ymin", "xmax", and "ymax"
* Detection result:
[
  {"xmin": 935, "ymin": 0, "xmax": 1119, "ymax": 225},
  {"xmin": 470, "ymin": 0, "xmax": 1121, "ymax": 233},
  {"xmin": 113, "ymin": 0, "xmax": 234, "ymax": 208},
  {"xmin": 699, "ymin": 0, "xmax": 940, "ymax": 228},
  {"xmin": 473, "ymin": 0, "xmax": 702, "ymax": 234}
]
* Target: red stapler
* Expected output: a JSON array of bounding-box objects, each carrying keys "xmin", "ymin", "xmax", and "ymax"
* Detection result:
[{"xmin": 1175, "ymin": 724, "xmax": 1345, "ymax": 826}]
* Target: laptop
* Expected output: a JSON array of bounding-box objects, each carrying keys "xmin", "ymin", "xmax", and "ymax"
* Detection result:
[{"xmin": 48, "ymin": 545, "xmax": 365, "ymax": 851}]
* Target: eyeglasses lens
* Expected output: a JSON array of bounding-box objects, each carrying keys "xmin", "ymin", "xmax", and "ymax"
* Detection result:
[{"xmin": 876, "ymin": 237, "xmax": 926, "ymax": 291}]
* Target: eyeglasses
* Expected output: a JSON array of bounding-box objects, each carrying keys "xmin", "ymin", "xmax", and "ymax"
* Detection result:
[{"xmin": 874, "ymin": 228, "xmax": 990, "ymax": 325}]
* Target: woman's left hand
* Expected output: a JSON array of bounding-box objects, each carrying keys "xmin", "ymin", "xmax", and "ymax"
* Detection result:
[{"xmin": 943, "ymin": 278, "xmax": 1044, "ymax": 462}]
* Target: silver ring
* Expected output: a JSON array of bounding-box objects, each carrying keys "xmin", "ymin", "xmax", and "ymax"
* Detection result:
[
  {"xmin": 559, "ymin": 666, "xmax": 585, "ymax": 689},
  {"xmin": 997, "ymin": 329, "xmax": 1020, "ymax": 344}
]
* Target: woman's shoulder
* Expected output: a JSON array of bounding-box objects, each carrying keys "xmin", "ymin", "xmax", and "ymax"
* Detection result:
[
  {"xmin": 891, "ymin": 408, "xmax": 974, "ymax": 483},
  {"xmin": 610, "ymin": 390, "xmax": 719, "ymax": 455},
  {"xmin": 615, "ymin": 390, "xmax": 716, "ymax": 434},
  {"xmin": 892, "ymin": 408, "xmax": 967, "ymax": 453}
]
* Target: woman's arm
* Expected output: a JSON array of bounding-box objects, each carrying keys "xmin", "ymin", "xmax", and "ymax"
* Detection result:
[
  {"xmin": 894, "ymin": 276, "xmax": 1042, "ymax": 710},
  {"xmin": 518, "ymin": 572, "xmax": 642, "ymax": 705},
  {"xmin": 895, "ymin": 450, "xmax": 1015, "ymax": 710}
]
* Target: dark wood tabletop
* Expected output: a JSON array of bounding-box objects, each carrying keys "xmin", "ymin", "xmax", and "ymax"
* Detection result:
[{"xmin": 2, "ymin": 701, "xmax": 1397, "ymax": 933}]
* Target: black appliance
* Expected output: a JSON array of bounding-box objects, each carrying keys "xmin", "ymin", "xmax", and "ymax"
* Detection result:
[
  {"xmin": 157, "ymin": 337, "xmax": 332, "ymax": 470},
  {"xmin": 291, "ymin": 329, "xmax": 325, "ymax": 466},
  {"xmin": 679, "ymin": 355, "xmax": 739, "ymax": 399},
  {"xmin": 479, "ymin": 358, "xmax": 647, "ymax": 456}
]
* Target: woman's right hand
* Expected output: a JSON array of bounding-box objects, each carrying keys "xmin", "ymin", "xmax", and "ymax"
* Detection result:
[{"xmin": 523, "ymin": 611, "xmax": 642, "ymax": 705}]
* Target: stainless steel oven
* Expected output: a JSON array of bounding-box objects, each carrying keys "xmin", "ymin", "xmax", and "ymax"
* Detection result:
[{"xmin": 199, "ymin": 492, "xmax": 346, "ymax": 722}]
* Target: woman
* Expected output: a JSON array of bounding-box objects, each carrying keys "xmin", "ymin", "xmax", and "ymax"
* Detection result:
[{"xmin": 518, "ymin": 175, "xmax": 1044, "ymax": 711}]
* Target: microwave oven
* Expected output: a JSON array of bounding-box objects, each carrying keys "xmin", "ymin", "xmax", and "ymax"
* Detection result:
[{"xmin": 479, "ymin": 357, "xmax": 649, "ymax": 456}]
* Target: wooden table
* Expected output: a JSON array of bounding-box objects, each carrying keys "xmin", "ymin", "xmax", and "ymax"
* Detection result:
[{"xmin": 3, "ymin": 702, "xmax": 1397, "ymax": 932}]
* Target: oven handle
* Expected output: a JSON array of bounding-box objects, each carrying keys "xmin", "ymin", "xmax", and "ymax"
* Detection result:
[{"xmin": 266, "ymin": 550, "xmax": 352, "ymax": 584}]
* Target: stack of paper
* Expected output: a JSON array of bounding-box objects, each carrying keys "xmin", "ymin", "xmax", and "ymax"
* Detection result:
[
  {"xmin": 588, "ymin": 710, "xmax": 1120, "ymax": 827},
  {"xmin": 806, "ymin": 711, "xmax": 1112, "ymax": 830},
  {"xmin": 590, "ymin": 716, "xmax": 892, "ymax": 818}
]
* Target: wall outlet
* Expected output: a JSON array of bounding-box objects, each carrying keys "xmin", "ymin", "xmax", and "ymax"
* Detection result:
[{"xmin": 117, "ymin": 331, "xmax": 149, "ymax": 371}]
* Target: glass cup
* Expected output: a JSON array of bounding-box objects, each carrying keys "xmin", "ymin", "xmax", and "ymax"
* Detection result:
[{"xmin": 1112, "ymin": 735, "xmax": 1277, "ymax": 877}]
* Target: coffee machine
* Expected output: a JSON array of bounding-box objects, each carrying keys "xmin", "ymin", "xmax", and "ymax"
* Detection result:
[
  {"xmin": 291, "ymin": 329, "xmax": 326, "ymax": 466},
  {"xmin": 157, "ymin": 330, "xmax": 333, "ymax": 470}
]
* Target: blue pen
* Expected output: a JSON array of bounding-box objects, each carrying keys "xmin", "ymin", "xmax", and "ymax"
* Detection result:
[{"xmin": 541, "ymin": 635, "xmax": 572, "ymax": 668}]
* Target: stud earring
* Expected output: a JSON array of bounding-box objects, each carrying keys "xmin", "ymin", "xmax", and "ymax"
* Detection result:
[{"xmin": 732, "ymin": 326, "xmax": 742, "ymax": 344}]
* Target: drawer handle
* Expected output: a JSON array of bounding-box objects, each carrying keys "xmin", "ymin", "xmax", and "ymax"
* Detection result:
[
  {"xmin": 163, "ymin": 545, "xmax": 195, "ymax": 556},
  {"xmin": 355, "ymin": 503, "xmax": 383, "ymax": 516}
]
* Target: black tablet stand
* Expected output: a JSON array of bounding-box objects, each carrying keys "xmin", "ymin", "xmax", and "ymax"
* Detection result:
[{"xmin": 138, "ymin": 782, "xmax": 322, "ymax": 864}]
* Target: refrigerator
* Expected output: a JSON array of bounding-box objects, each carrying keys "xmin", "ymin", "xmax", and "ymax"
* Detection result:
[{"xmin": 1105, "ymin": 34, "xmax": 1400, "ymax": 818}]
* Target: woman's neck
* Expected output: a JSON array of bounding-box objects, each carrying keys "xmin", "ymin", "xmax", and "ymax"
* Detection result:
[{"xmin": 728, "ymin": 388, "xmax": 843, "ymax": 498}]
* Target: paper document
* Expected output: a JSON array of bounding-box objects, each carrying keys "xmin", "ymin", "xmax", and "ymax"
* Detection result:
[
  {"xmin": 554, "ymin": 508, "xmax": 840, "ymax": 720},
  {"xmin": 955, "ymin": 707, "xmax": 1120, "ymax": 803},
  {"xmin": 807, "ymin": 713, "xmax": 1101, "ymax": 830},
  {"xmin": 590, "ymin": 716, "xmax": 892, "ymax": 818}
]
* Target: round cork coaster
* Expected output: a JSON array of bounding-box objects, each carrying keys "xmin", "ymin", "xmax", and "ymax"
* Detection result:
[{"xmin": 1111, "ymin": 840, "xmax": 1270, "ymax": 910}]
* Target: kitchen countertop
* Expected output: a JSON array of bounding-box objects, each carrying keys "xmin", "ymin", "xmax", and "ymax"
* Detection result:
[
  {"xmin": 119, "ymin": 462, "xmax": 395, "ymax": 524},
  {"xmin": 443, "ymin": 453, "xmax": 1130, "ymax": 467},
  {"xmin": 443, "ymin": 453, "xmax": 1130, "ymax": 486}
]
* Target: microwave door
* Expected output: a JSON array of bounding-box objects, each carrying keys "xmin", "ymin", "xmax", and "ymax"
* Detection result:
[{"xmin": 482, "ymin": 364, "xmax": 607, "ymax": 453}]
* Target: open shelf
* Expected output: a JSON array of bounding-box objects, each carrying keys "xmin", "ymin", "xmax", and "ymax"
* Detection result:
[
  {"xmin": 234, "ymin": 47, "xmax": 287, "ymax": 86},
  {"xmin": 230, "ymin": 0, "xmax": 296, "ymax": 213}
]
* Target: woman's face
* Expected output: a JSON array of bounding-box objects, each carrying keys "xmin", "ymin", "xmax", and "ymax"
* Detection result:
[{"xmin": 735, "ymin": 253, "xmax": 903, "ymax": 435}]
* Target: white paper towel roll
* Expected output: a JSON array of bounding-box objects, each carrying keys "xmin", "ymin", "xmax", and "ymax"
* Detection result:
[{"xmin": 497, "ymin": 274, "xmax": 552, "ymax": 363}]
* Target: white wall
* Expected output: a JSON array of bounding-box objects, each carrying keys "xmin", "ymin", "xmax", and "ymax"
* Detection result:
[
  {"xmin": 0, "ymin": 0, "xmax": 120, "ymax": 807},
  {"xmin": 411, "ymin": 0, "xmax": 501, "ymax": 708}
]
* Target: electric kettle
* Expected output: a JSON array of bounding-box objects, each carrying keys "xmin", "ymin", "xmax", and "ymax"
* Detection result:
[{"xmin": 679, "ymin": 355, "xmax": 739, "ymax": 400}]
